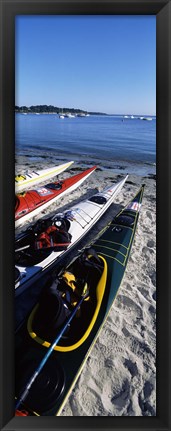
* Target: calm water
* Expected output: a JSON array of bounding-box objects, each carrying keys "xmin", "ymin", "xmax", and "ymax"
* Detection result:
[{"xmin": 15, "ymin": 113, "xmax": 156, "ymax": 176}]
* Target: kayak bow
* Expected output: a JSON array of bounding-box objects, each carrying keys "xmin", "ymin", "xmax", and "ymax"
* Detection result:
[{"xmin": 15, "ymin": 161, "xmax": 74, "ymax": 192}]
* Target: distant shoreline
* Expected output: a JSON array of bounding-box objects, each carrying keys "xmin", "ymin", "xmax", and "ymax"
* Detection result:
[
  {"xmin": 15, "ymin": 107, "xmax": 156, "ymax": 118},
  {"xmin": 15, "ymin": 105, "xmax": 107, "ymax": 116}
]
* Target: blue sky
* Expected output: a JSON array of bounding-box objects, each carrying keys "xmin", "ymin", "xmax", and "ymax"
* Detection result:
[{"xmin": 15, "ymin": 16, "xmax": 156, "ymax": 115}]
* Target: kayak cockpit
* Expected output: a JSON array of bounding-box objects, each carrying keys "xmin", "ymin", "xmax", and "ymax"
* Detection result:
[
  {"xmin": 45, "ymin": 181, "xmax": 63, "ymax": 190},
  {"xmin": 114, "ymin": 212, "xmax": 135, "ymax": 227},
  {"xmin": 27, "ymin": 254, "xmax": 107, "ymax": 352},
  {"xmin": 15, "ymin": 216, "xmax": 72, "ymax": 266},
  {"xmin": 88, "ymin": 195, "xmax": 107, "ymax": 205}
]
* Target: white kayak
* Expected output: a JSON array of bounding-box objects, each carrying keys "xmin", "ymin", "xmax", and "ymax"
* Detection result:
[
  {"xmin": 15, "ymin": 175, "xmax": 128, "ymax": 296},
  {"xmin": 15, "ymin": 161, "xmax": 74, "ymax": 192}
]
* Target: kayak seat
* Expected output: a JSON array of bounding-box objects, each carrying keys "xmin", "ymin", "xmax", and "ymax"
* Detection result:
[
  {"xmin": 60, "ymin": 272, "xmax": 90, "ymax": 311},
  {"xmin": 31, "ymin": 281, "xmax": 70, "ymax": 342},
  {"xmin": 27, "ymin": 255, "xmax": 107, "ymax": 352}
]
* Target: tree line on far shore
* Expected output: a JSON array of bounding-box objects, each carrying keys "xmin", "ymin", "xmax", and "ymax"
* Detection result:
[{"xmin": 15, "ymin": 105, "xmax": 107, "ymax": 116}]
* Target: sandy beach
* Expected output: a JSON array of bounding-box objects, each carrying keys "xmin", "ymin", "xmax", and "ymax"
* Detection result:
[{"xmin": 15, "ymin": 158, "xmax": 156, "ymax": 416}]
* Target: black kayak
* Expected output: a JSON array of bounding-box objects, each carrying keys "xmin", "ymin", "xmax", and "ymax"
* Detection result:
[{"xmin": 15, "ymin": 184, "xmax": 145, "ymax": 416}]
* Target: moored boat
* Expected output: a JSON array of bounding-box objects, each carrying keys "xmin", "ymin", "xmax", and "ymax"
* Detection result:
[{"xmin": 15, "ymin": 184, "xmax": 145, "ymax": 416}]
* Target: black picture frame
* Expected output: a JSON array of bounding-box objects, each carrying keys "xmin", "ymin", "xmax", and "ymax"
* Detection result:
[{"xmin": 0, "ymin": 0, "xmax": 170, "ymax": 430}]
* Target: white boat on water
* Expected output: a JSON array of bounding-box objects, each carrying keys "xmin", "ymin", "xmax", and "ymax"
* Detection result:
[
  {"xmin": 58, "ymin": 108, "xmax": 65, "ymax": 119},
  {"xmin": 65, "ymin": 113, "xmax": 75, "ymax": 118},
  {"xmin": 77, "ymin": 113, "xmax": 86, "ymax": 117}
]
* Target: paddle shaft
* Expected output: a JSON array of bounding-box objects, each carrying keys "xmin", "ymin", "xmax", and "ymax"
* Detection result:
[
  {"xmin": 15, "ymin": 244, "xmax": 30, "ymax": 252},
  {"xmin": 15, "ymin": 292, "xmax": 87, "ymax": 412}
]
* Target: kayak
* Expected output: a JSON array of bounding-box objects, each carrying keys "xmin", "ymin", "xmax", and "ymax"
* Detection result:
[
  {"xmin": 15, "ymin": 184, "xmax": 144, "ymax": 416},
  {"xmin": 15, "ymin": 175, "xmax": 128, "ymax": 296},
  {"xmin": 15, "ymin": 161, "xmax": 74, "ymax": 192},
  {"xmin": 15, "ymin": 166, "xmax": 97, "ymax": 228}
]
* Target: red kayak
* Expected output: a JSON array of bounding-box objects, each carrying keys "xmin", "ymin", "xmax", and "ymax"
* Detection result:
[{"xmin": 15, "ymin": 166, "xmax": 96, "ymax": 227}]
